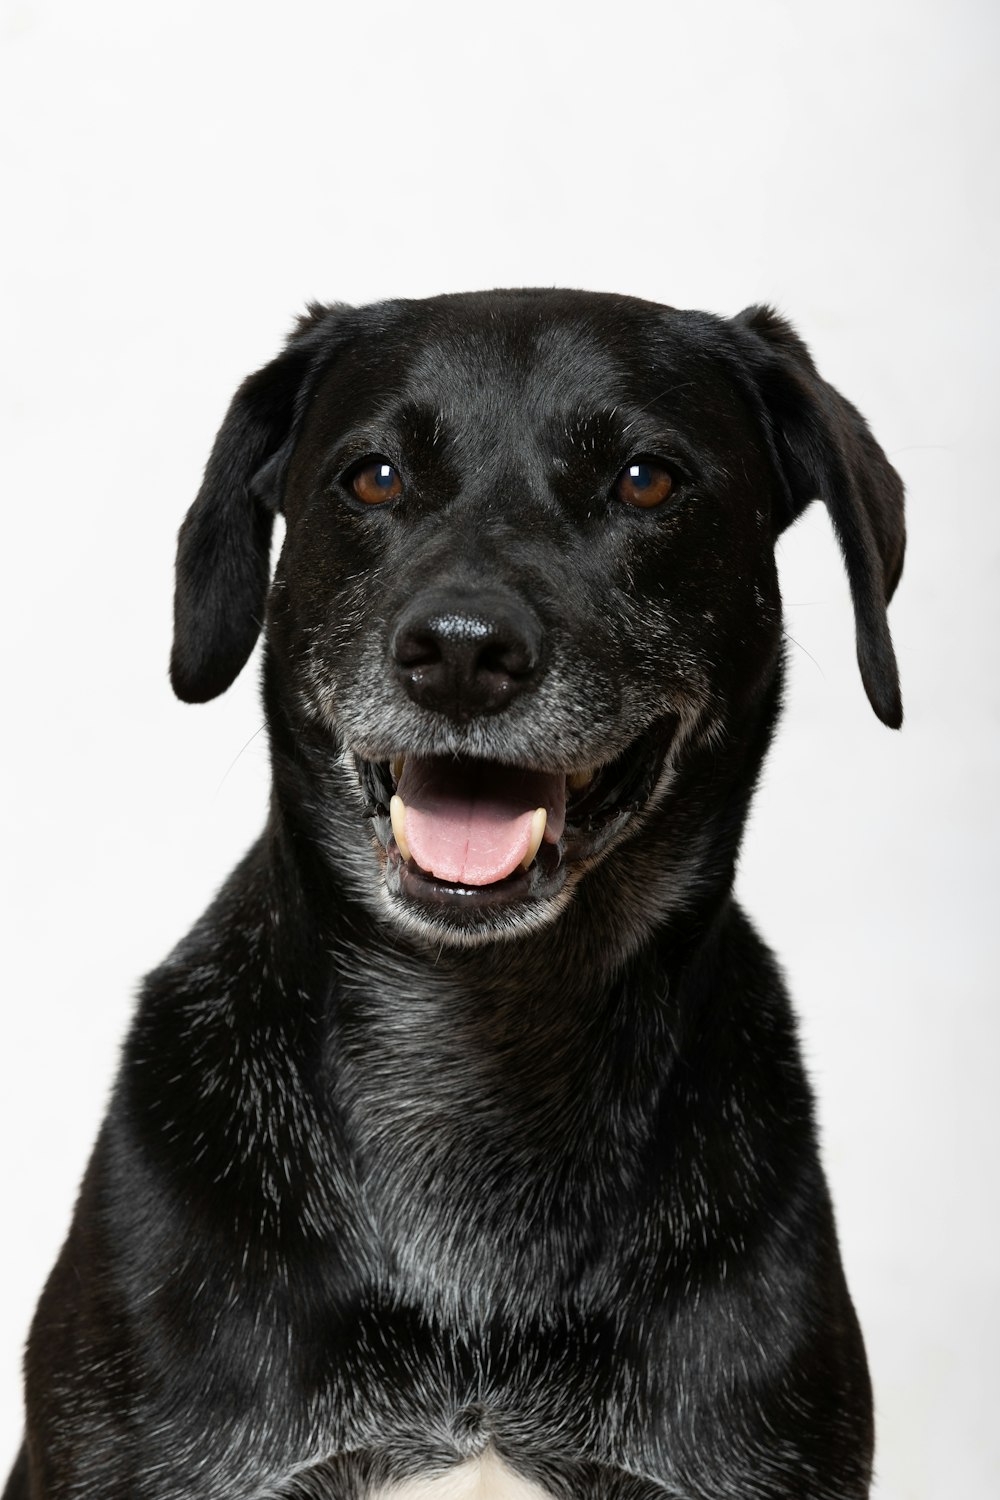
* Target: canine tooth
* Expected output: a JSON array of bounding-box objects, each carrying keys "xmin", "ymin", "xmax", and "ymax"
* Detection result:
[
  {"xmin": 390, "ymin": 755, "xmax": 405, "ymax": 783},
  {"xmin": 568, "ymin": 768, "xmax": 595, "ymax": 791},
  {"xmin": 521, "ymin": 807, "xmax": 547, "ymax": 870},
  {"xmin": 389, "ymin": 795, "xmax": 411, "ymax": 863}
]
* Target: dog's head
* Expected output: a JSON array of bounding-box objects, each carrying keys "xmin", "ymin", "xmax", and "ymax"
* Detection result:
[{"xmin": 171, "ymin": 290, "xmax": 903, "ymax": 947}]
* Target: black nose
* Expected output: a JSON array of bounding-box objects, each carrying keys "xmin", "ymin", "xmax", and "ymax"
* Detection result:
[{"xmin": 391, "ymin": 589, "xmax": 544, "ymax": 719}]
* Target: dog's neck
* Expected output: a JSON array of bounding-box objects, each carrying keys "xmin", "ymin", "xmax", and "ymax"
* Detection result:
[{"xmin": 260, "ymin": 832, "xmax": 688, "ymax": 1316}]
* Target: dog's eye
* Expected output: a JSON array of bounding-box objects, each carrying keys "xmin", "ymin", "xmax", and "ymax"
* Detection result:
[
  {"xmin": 615, "ymin": 461, "xmax": 674, "ymax": 509},
  {"xmin": 350, "ymin": 460, "xmax": 403, "ymax": 505}
]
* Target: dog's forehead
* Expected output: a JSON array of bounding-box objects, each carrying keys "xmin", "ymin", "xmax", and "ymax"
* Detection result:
[
  {"xmin": 403, "ymin": 303, "xmax": 626, "ymax": 399},
  {"xmin": 331, "ymin": 292, "xmax": 744, "ymax": 437}
]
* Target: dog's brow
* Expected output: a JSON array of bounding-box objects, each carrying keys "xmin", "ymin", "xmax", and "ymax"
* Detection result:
[
  {"xmin": 393, "ymin": 399, "xmax": 449, "ymax": 452},
  {"xmin": 553, "ymin": 404, "xmax": 703, "ymax": 479},
  {"xmin": 560, "ymin": 407, "xmax": 625, "ymax": 452}
]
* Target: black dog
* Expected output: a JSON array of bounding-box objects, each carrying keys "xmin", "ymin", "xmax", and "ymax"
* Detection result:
[{"xmin": 5, "ymin": 290, "xmax": 904, "ymax": 1499}]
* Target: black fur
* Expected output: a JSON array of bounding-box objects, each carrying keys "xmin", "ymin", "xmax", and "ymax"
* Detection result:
[{"xmin": 5, "ymin": 289, "xmax": 903, "ymax": 1499}]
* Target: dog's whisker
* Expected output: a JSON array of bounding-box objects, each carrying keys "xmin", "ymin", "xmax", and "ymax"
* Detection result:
[
  {"xmin": 782, "ymin": 629, "xmax": 826, "ymax": 676},
  {"xmin": 214, "ymin": 722, "xmax": 268, "ymax": 794}
]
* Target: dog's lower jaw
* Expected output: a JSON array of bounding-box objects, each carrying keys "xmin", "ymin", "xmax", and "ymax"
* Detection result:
[
  {"xmin": 294, "ymin": 708, "xmax": 739, "ymax": 953},
  {"xmin": 338, "ymin": 779, "xmax": 715, "ymax": 960}
]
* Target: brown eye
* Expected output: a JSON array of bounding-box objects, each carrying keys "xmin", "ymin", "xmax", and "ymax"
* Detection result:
[
  {"xmin": 351, "ymin": 460, "xmax": 403, "ymax": 505},
  {"xmin": 615, "ymin": 461, "xmax": 674, "ymax": 509}
]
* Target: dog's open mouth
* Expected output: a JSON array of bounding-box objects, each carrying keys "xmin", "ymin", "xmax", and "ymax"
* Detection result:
[{"xmin": 356, "ymin": 718, "xmax": 675, "ymax": 919}]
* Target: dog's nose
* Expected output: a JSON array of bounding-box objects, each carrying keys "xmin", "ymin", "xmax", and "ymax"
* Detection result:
[{"xmin": 391, "ymin": 590, "xmax": 544, "ymax": 719}]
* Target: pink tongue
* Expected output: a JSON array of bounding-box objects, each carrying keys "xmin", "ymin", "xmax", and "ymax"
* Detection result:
[{"xmin": 397, "ymin": 758, "xmax": 567, "ymax": 886}]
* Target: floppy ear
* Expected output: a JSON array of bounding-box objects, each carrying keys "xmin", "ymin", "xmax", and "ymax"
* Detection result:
[
  {"xmin": 170, "ymin": 308, "xmax": 341, "ymax": 703},
  {"xmin": 732, "ymin": 305, "xmax": 905, "ymax": 728}
]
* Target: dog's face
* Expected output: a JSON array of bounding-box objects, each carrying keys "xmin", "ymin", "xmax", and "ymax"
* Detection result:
[{"xmin": 171, "ymin": 291, "xmax": 904, "ymax": 946}]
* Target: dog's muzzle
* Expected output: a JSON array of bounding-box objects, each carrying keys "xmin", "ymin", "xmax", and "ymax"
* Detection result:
[{"xmin": 346, "ymin": 589, "xmax": 676, "ymax": 930}]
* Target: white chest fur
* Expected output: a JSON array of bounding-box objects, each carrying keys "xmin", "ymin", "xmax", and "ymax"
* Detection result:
[{"xmin": 370, "ymin": 1448, "xmax": 555, "ymax": 1499}]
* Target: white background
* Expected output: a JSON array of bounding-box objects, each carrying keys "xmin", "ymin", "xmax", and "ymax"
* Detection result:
[{"xmin": 1, "ymin": 1, "xmax": 997, "ymax": 1495}]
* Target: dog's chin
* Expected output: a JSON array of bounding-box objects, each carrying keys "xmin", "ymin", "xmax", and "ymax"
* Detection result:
[
  {"xmin": 352, "ymin": 717, "xmax": 676, "ymax": 946},
  {"xmin": 378, "ymin": 860, "xmax": 576, "ymax": 948}
]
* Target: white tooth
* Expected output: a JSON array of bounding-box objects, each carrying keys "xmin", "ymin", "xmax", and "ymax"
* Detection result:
[
  {"xmin": 568, "ymin": 767, "xmax": 595, "ymax": 791},
  {"xmin": 390, "ymin": 794, "xmax": 411, "ymax": 863},
  {"xmin": 390, "ymin": 755, "xmax": 405, "ymax": 784},
  {"xmin": 521, "ymin": 807, "xmax": 547, "ymax": 870}
]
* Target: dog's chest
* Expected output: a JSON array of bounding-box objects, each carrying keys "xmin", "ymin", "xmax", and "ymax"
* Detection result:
[{"xmin": 368, "ymin": 1450, "xmax": 554, "ymax": 1499}]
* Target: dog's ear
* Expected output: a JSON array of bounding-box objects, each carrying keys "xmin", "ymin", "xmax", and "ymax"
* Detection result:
[
  {"xmin": 170, "ymin": 306, "xmax": 341, "ymax": 703},
  {"xmin": 732, "ymin": 305, "xmax": 905, "ymax": 728}
]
